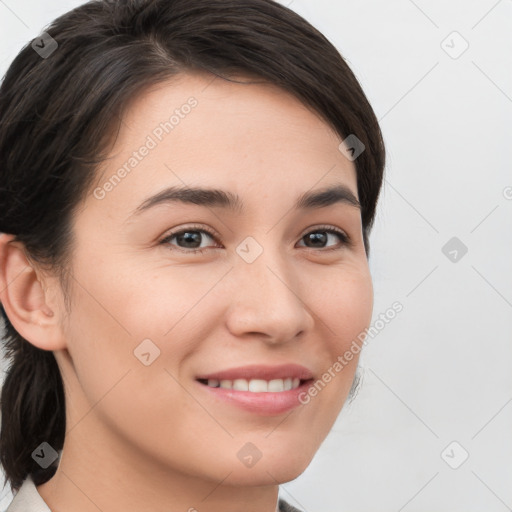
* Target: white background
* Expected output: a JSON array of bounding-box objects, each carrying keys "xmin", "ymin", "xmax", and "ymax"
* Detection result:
[{"xmin": 1, "ymin": 1, "xmax": 511, "ymax": 511}]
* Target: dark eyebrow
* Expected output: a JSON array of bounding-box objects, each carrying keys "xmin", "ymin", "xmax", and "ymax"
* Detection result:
[
  {"xmin": 127, "ymin": 183, "xmax": 360, "ymax": 219},
  {"xmin": 295, "ymin": 184, "xmax": 360, "ymax": 210}
]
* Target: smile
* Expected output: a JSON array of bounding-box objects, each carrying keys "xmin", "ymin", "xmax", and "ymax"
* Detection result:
[
  {"xmin": 198, "ymin": 377, "xmax": 303, "ymax": 392},
  {"xmin": 194, "ymin": 364, "xmax": 315, "ymax": 415}
]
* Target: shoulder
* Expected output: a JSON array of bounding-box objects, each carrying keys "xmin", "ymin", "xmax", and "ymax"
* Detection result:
[{"xmin": 5, "ymin": 475, "xmax": 51, "ymax": 512}]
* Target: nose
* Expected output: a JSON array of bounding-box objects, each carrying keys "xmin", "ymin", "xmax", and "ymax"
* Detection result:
[{"xmin": 224, "ymin": 246, "xmax": 314, "ymax": 345}]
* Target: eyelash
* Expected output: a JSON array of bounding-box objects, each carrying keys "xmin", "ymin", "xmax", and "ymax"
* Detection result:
[{"xmin": 159, "ymin": 224, "xmax": 352, "ymax": 254}]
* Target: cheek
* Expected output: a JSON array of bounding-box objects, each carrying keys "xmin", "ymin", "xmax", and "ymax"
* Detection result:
[
  {"xmin": 61, "ymin": 265, "xmax": 202, "ymax": 442},
  {"xmin": 62, "ymin": 258, "xmax": 227, "ymax": 403},
  {"xmin": 300, "ymin": 264, "xmax": 373, "ymax": 413},
  {"xmin": 315, "ymin": 264, "xmax": 374, "ymax": 352}
]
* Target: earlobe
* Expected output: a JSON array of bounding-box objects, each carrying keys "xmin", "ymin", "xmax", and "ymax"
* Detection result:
[{"xmin": 0, "ymin": 233, "xmax": 67, "ymax": 351}]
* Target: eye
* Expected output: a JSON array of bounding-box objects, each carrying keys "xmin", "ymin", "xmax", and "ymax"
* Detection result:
[
  {"xmin": 297, "ymin": 225, "xmax": 351, "ymax": 251},
  {"xmin": 159, "ymin": 225, "xmax": 219, "ymax": 254},
  {"xmin": 159, "ymin": 224, "xmax": 352, "ymax": 254}
]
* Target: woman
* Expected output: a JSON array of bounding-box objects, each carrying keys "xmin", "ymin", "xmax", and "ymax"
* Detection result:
[{"xmin": 0, "ymin": 0, "xmax": 385, "ymax": 510}]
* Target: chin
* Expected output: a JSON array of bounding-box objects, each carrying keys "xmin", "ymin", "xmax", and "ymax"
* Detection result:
[
  {"xmin": 220, "ymin": 446, "xmax": 315, "ymax": 487},
  {"xmin": 225, "ymin": 464, "xmax": 311, "ymax": 487}
]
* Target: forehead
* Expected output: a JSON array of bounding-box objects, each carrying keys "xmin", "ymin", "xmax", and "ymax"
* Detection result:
[{"xmin": 85, "ymin": 72, "xmax": 358, "ymax": 222}]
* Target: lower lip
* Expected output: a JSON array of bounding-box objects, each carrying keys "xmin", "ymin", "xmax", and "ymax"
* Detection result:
[{"xmin": 196, "ymin": 380, "xmax": 313, "ymax": 415}]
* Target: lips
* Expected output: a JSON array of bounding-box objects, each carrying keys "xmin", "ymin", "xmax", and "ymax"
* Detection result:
[{"xmin": 195, "ymin": 364, "xmax": 315, "ymax": 415}]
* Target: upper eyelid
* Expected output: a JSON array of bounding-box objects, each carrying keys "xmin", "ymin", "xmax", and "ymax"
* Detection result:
[{"xmin": 162, "ymin": 224, "xmax": 219, "ymax": 241}]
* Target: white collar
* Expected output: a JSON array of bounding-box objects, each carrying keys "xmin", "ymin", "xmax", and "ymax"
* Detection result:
[{"xmin": 5, "ymin": 475, "xmax": 51, "ymax": 512}]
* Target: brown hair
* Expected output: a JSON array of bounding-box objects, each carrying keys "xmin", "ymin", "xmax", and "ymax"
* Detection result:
[{"xmin": 0, "ymin": 0, "xmax": 385, "ymax": 492}]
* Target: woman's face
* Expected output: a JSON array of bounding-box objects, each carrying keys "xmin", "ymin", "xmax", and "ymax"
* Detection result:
[{"xmin": 57, "ymin": 72, "xmax": 373, "ymax": 486}]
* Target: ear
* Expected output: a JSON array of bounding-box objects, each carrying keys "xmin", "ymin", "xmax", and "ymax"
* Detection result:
[{"xmin": 0, "ymin": 233, "xmax": 67, "ymax": 351}]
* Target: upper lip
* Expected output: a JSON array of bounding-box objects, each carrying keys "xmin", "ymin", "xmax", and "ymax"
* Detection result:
[{"xmin": 196, "ymin": 364, "xmax": 315, "ymax": 382}]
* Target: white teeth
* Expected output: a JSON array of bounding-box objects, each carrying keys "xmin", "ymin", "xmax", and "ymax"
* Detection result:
[
  {"xmin": 268, "ymin": 379, "xmax": 284, "ymax": 392},
  {"xmin": 233, "ymin": 379, "xmax": 249, "ymax": 391},
  {"xmin": 206, "ymin": 377, "xmax": 302, "ymax": 392},
  {"xmin": 248, "ymin": 379, "xmax": 268, "ymax": 392}
]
